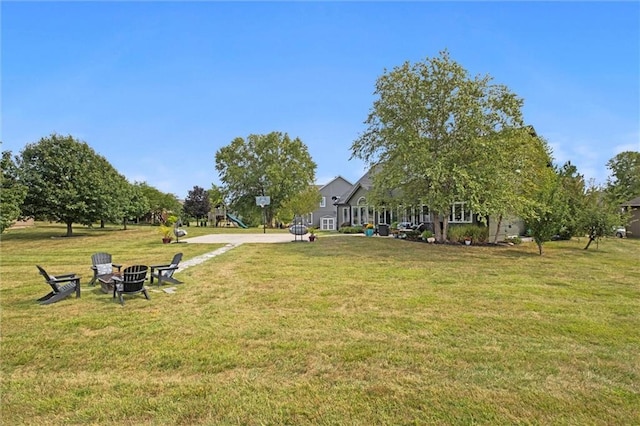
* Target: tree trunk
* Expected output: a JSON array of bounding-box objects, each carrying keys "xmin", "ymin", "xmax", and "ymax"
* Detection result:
[
  {"xmin": 493, "ymin": 214, "xmax": 503, "ymax": 244},
  {"xmin": 66, "ymin": 221, "xmax": 73, "ymax": 237},
  {"xmin": 431, "ymin": 212, "xmax": 442, "ymax": 242},
  {"xmin": 122, "ymin": 218, "xmax": 128, "ymax": 230},
  {"xmin": 100, "ymin": 219, "xmax": 105, "ymax": 228},
  {"xmin": 441, "ymin": 216, "xmax": 450, "ymax": 243},
  {"xmin": 536, "ymin": 240, "xmax": 543, "ymax": 255}
]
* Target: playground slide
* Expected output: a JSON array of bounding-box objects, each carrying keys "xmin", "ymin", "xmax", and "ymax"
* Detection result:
[{"xmin": 226, "ymin": 213, "xmax": 249, "ymax": 228}]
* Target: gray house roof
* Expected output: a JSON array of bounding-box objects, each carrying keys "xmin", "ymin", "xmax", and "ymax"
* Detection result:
[
  {"xmin": 338, "ymin": 168, "xmax": 376, "ymax": 204},
  {"xmin": 622, "ymin": 196, "xmax": 640, "ymax": 207}
]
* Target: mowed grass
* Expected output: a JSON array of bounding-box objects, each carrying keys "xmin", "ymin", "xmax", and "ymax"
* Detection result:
[{"xmin": 1, "ymin": 223, "xmax": 639, "ymax": 425}]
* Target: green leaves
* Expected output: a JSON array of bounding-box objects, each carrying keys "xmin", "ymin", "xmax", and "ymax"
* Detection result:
[
  {"xmin": 351, "ymin": 50, "xmax": 533, "ymax": 242},
  {"xmin": 215, "ymin": 132, "xmax": 317, "ymax": 225},
  {"xmin": 606, "ymin": 151, "xmax": 640, "ymax": 204},
  {"xmin": 17, "ymin": 133, "xmax": 128, "ymax": 235},
  {"xmin": 0, "ymin": 151, "xmax": 27, "ymax": 233}
]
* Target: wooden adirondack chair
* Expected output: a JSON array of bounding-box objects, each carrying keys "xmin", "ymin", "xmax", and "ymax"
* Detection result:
[
  {"xmin": 150, "ymin": 253, "xmax": 183, "ymax": 286},
  {"xmin": 114, "ymin": 265, "xmax": 150, "ymax": 305},
  {"xmin": 36, "ymin": 265, "xmax": 81, "ymax": 305},
  {"xmin": 88, "ymin": 252, "xmax": 122, "ymax": 287}
]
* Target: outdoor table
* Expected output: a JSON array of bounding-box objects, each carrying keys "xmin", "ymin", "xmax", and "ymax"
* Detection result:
[{"xmin": 98, "ymin": 273, "xmax": 123, "ymax": 296}]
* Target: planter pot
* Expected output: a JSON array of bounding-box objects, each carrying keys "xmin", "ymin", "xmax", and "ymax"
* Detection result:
[
  {"xmin": 464, "ymin": 240, "xmax": 471, "ymax": 246},
  {"xmin": 365, "ymin": 229, "xmax": 374, "ymax": 237},
  {"xmin": 162, "ymin": 237, "xmax": 172, "ymax": 244},
  {"xmin": 309, "ymin": 235, "xmax": 316, "ymax": 242}
]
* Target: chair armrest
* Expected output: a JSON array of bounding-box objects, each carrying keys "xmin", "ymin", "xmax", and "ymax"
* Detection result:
[
  {"xmin": 113, "ymin": 264, "xmax": 122, "ymax": 271},
  {"xmin": 54, "ymin": 272, "xmax": 79, "ymax": 279},
  {"xmin": 52, "ymin": 274, "xmax": 80, "ymax": 283},
  {"xmin": 150, "ymin": 263, "xmax": 171, "ymax": 269},
  {"xmin": 154, "ymin": 265, "xmax": 178, "ymax": 273}
]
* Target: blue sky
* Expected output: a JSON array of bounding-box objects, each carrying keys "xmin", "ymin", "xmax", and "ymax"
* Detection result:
[{"xmin": 2, "ymin": 1, "xmax": 639, "ymax": 199}]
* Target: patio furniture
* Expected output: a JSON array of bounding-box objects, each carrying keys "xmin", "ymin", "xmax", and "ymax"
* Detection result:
[
  {"xmin": 114, "ymin": 265, "xmax": 150, "ymax": 305},
  {"xmin": 36, "ymin": 265, "xmax": 81, "ymax": 305},
  {"xmin": 150, "ymin": 253, "xmax": 183, "ymax": 286},
  {"xmin": 88, "ymin": 252, "xmax": 122, "ymax": 287}
]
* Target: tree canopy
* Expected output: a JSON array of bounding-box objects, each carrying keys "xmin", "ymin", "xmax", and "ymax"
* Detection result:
[
  {"xmin": 351, "ymin": 50, "xmax": 540, "ymax": 242},
  {"xmin": 1, "ymin": 150, "xmax": 27, "ymax": 233},
  {"xmin": 138, "ymin": 182, "xmax": 182, "ymax": 224},
  {"xmin": 215, "ymin": 132, "xmax": 317, "ymax": 226},
  {"xmin": 17, "ymin": 134, "xmax": 125, "ymax": 236},
  {"xmin": 606, "ymin": 151, "xmax": 640, "ymax": 204},
  {"xmin": 183, "ymin": 185, "xmax": 211, "ymax": 224}
]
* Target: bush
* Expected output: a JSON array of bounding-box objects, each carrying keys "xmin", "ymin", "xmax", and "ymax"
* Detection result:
[
  {"xmin": 339, "ymin": 226, "xmax": 363, "ymax": 234},
  {"xmin": 421, "ymin": 230, "xmax": 434, "ymax": 239},
  {"xmin": 405, "ymin": 230, "xmax": 422, "ymax": 241},
  {"xmin": 505, "ymin": 236, "xmax": 522, "ymax": 245},
  {"xmin": 447, "ymin": 224, "xmax": 489, "ymax": 244}
]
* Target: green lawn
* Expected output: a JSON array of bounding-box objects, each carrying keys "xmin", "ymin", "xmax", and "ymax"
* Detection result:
[{"xmin": 1, "ymin": 223, "xmax": 639, "ymax": 424}]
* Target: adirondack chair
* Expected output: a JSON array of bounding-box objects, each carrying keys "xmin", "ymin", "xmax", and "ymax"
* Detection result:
[
  {"xmin": 114, "ymin": 265, "xmax": 150, "ymax": 305},
  {"xmin": 88, "ymin": 252, "xmax": 122, "ymax": 286},
  {"xmin": 150, "ymin": 253, "xmax": 183, "ymax": 286},
  {"xmin": 36, "ymin": 265, "xmax": 81, "ymax": 305}
]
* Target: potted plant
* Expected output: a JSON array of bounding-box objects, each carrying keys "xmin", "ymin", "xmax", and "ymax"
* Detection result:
[
  {"xmin": 159, "ymin": 225, "xmax": 173, "ymax": 244},
  {"xmin": 390, "ymin": 221, "xmax": 399, "ymax": 238},
  {"xmin": 308, "ymin": 228, "xmax": 317, "ymax": 242},
  {"xmin": 364, "ymin": 223, "xmax": 375, "ymax": 237}
]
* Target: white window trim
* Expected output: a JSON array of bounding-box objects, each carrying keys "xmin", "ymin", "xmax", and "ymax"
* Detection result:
[
  {"xmin": 449, "ymin": 202, "xmax": 472, "ymax": 223},
  {"xmin": 320, "ymin": 197, "xmax": 326, "ymax": 208}
]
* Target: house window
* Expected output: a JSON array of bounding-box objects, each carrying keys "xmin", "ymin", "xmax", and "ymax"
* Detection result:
[
  {"xmin": 341, "ymin": 207, "xmax": 349, "ymax": 227},
  {"xmin": 301, "ymin": 213, "xmax": 313, "ymax": 226},
  {"xmin": 377, "ymin": 208, "xmax": 388, "ymax": 225},
  {"xmin": 420, "ymin": 205, "xmax": 431, "ymax": 223},
  {"xmin": 320, "ymin": 197, "xmax": 326, "ymax": 208},
  {"xmin": 353, "ymin": 197, "xmax": 369, "ymax": 225},
  {"xmin": 450, "ymin": 202, "xmax": 472, "ymax": 223}
]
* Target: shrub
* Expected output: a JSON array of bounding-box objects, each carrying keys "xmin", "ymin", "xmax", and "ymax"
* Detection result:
[
  {"xmin": 421, "ymin": 230, "xmax": 434, "ymax": 239},
  {"xmin": 339, "ymin": 226, "xmax": 363, "ymax": 234},
  {"xmin": 505, "ymin": 235, "xmax": 522, "ymax": 245},
  {"xmin": 405, "ymin": 230, "xmax": 422, "ymax": 241},
  {"xmin": 447, "ymin": 224, "xmax": 489, "ymax": 244}
]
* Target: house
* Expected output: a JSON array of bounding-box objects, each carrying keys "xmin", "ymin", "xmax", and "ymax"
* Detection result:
[
  {"xmin": 313, "ymin": 168, "xmax": 525, "ymax": 241},
  {"xmin": 621, "ymin": 196, "xmax": 640, "ymax": 238},
  {"xmin": 306, "ymin": 176, "xmax": 353, "ymax": 231}
]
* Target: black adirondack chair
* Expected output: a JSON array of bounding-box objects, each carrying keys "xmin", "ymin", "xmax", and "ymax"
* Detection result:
[
  {"xmin": 88, "ymin": 252, "xmax": 122, "ymax": 287},
  {"xmin": 36, "ymin": 265, "xmax": 81, "ymax": 305},
  {"xmin": 114, "ymin": 265, "xmax": 150, "ymax": 305},
  {"xmin": 150, "ymin": 253, "xmax": 183, "ymax": 286}
]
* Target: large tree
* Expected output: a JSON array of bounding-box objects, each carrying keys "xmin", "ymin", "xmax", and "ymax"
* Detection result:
[
  {"xmin": 138, "ymin": 182, "xmax": 182, "ymax": 224},
  {"xmin": 183, "ymin": 185, "xmax": 211, "ymax": 225},
  {"xmin": 215, "ymin": 132, "xmax": 316, "ymax": 225},
  {"xmin": 606, "ymin": 151, "xmax": 640, "ymax": 204},
  {"xmin": 17, "ymin": 133, "xmax": 123, "ymax": 236},
  {"xmin": 554, "ymin": 161, "xmax": 587, "ymax": 240},
  {"xmin": 120, "ymin": 182, "xmax": 150, "ymax": 230},
  {"xmin": 466, "ymin": 127, "xmax": 553, "ymax": 243},
  {"xmin": 351, "ymin": 50, "xmax": 527, "ymax": 242},
  {"xmin": 0, "ymin": 150, "xmax": 27, "ymax": 233}
]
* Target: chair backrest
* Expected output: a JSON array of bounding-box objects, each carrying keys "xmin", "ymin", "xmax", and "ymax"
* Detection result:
[
  {"xmin": 122, "ymin": 265, "xmax": 148, "ymax": 292},
  {"xmin": 91, "ymin": 252, "xmax": 112, "ymax": 266},
  {"xmin": 36, "ymin": 265, "xmax": 59, "ymax": 292},
  {"xmin": 163, "ymin": 253, "xmax": 183, "ymax": 277},
  {"xmin": 170, "ymin": 253, "xmax": 183, "ymax": 267}
]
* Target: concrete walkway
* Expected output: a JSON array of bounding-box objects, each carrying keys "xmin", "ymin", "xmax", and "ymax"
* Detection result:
[{"xmin": 176, "ymin": 233, "xmax": 312, "ymax": 272}]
